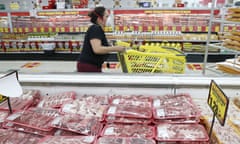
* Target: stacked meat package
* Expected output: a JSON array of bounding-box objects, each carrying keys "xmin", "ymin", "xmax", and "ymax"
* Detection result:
[{"xmin": 0, "ymin": 90, "xmax": 211, "ymax": 144}]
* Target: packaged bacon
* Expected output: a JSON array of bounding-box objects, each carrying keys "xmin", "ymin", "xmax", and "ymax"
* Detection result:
[
  {"xmin": 51, "ymin": 114, "xmax": 102, "ymax": 136},
  {"xmin": 6, "ymin": 110, "xmax": 54, "ymax": 132},
  {"xmin": 105, "ymin": 105, "xmax": 152, "ymax": 119},
  {"xmin": 0, "ymin": 128, "xmax": 42, "ymax": 144},
  {"xmin": 37, "ymin": 91, "xmax": 76, "ymax": 108},
  {"xmin": 101, "ymin": 124, "xmax": 154, "ymax": 138},
  {"xmin": 95, "ymin": 136, "xmax": 156, "ymax": 144},
  {"xmin": 156, "ymin": 123, "xmax": 209, "ymax": 142},
  {"xmin": 109, "ymin": 94, "xmax": 152, "ymax": 108},
  {"xmin": 38, "ymin": 136, "xmax": 96, "ymax": 144}
]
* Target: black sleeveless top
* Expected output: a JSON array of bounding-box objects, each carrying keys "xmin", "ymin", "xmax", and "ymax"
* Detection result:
[{"xmin": 77, "ymin": 24, "xmax": 109, "ymax": 68}]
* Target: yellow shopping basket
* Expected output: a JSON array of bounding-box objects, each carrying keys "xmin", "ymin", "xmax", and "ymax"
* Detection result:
[{"xmin": 118, "ymin": 49, "xmax": 186, "ymax": 74}]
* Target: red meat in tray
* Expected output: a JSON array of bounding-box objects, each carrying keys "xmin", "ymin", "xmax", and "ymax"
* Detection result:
[
  {"xmin": 156, "ymin": 123, "xmax": 209, "ymax": 143},
  {"xmin": 38, "ymin": 136, "xmax": 96, "ymax": 144},
  {"xmin": 51, "ymin": 114, "xmax": 102, "ymax": 136},
  {"xmin": 101, "ymin": 124, "xmax": 155, "ymax": 138},
  {"xmin": 95, "ymin": 136, "xmax": 156, "ymax": 144}
]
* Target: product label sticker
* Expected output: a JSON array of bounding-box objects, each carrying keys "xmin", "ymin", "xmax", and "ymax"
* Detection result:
[
  {"xmin": 112, "ymin": 99, "xmax": 120, "ymax": 104},
  {"xmin": 153, "ymin": 99, "xmax": 161, "ymax": 107},
  {"xmin": 108, "ymin": 106, "xmax": 116, "ymax": 114},
  {"xmin": 83, "ymin": 136, "xmax": 95, "ymax": 143},
  {"xmin": 104, "ymin": 127, "xmax": 114, "ymax": 135},
  {"xmin": 157, "ymin": 109, "xmax": 165, "ymax": 117}
]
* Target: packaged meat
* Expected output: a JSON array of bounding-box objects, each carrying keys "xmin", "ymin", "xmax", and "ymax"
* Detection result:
[
  {"xmin": 105, "ymin": 105, "xmax": 152, "ymax": 119},
  {"xmin": 3, "ymin": 122, "xmax": 56, "ymax": 136},
  {"xmin": 0, "ymin": 110, "xmax": 9, "ymax": 128},
  {"xmin": 95, "ymin": 136, "xmax": 156, "ymax": 144},
  {"xmin": 61, "ymin": 99, "xmax": 107, "ymax": 121},
  {"xmin": 29, "ymin": 107, "xmax": 60, "ymax": 117},
  {"xmin": 0, "ymin": 128, "xmax": 42, "ymax": 144},
  {"xmin": 105, "ymin": 115, "xmax": 151, "ymax": 124},
  {"xmin": 156, "ymin": 123, "xmax": 209, "ymax": 142},
  {"xmin": 38, "ymin": 136, "xmax": 96, "ymax": 144},
  {"xmin": 109, "ymin": 94, "xmax": 152, "ymax": 108},
  {"xmin": 37, "ymin": 91, "xmax": 76, "ymax": 108},
  {"xmin": 6, "ymin": 110, "xmax": 54, "ymax": 132},
  {"xmin": 51, "ymin": 114, "xmax": 102, "ymax": 135},
  {"xmin": 54, "ymin": 129, "xmax": 80, "ymax": 136},
  {"xmin": 0, "ymin": 89, "xmax": 39, "ymax": 111},
  {"xmin": 78, "ymin": 94, "xmax": 109, "ymax": 105},
  {"xmin": 101, "ymin": 124, "xmax": 154, "ymax": 138}
]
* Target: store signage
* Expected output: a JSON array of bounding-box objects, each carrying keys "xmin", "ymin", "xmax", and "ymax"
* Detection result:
[
  {"xmin": 208, "ymin": 80, "xmax": 229, "ymax": 126},
  {"xmin": 37, "ymin": 11, "xmax": 88, "ymax": 16}
]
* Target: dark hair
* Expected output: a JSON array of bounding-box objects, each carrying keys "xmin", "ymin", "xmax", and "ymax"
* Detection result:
[{"xmin": 88, "ymin": 6, "xmax": 106, "ymax": 24}]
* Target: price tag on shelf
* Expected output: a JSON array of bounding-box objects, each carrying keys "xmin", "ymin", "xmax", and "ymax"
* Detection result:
[
  {"xmin": 189, "ymin": 26, "xmax": 193, "ymax": 32},
  {"xmin": 155, "ymin": 26, "xmax": 159, "ymax": 31},
  {"xmin": 40, "ymin": 27, "xmax": 44, "ymax": 33},
  {"xmin": 60, "ymin": 27, "xmax": 65, "ymax": 32},
  {"xmin": 181, "ymin": 26, "xmax": 186, "ymax": 31},
  {"xmin": 55, "ymin": 27, "xmax": 60, "ymax": 32},
  {"xmin": 138, "ymin": 26, "xmax": 143, "ymax": 32},
  {"xmin": 33, "ymin": 27, "xmax": 37, "ymax": 32},
  {"xmin": 115, "ymin": 26, "xmax": 120, "ymax": 31},
  {"xmin": 197, "ymin": 26, "xmax": 202, "ymax": 32},
  {"xmin": 24, "ymin": 27, "xmax": 29, "ymax": 32},
  {"xmin": 163, "ymin": 26, "xmax": 168, "ymax": 31},
  {"xmin": 48, "ymin": 27, "xmax": 52, "ymax": 32},
  {"xmin": 208, "ymin": 80, "xmax": 229, "ymax": 126},
  {"xmin": 75, "ymin": 27, "xmax": 80, "ymax": 32},
  {"xmin": 214, "ymin": 26, "xmax": 220, "ymax": 32},
  {"xmin": 18, "ymin": 28, "xmax": 22, "ymax": 33},
  {"xmin": 69, "ymin": 27, "xmax": 73, "ymax": 32},
  {"xmin": 0, "ymin": 27, "xmax": 5, "ymax": 32},
  {"xmin": 147, "ymin": 26, "xmax": 152, "ymax": 32},
  {"xmin": 172, "ymin": 26, "xmax": 176, "ymax": 31}
]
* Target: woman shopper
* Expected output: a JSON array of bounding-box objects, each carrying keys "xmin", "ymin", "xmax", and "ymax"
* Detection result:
[{"xmin": 77, "ymin": 6, "xmax": 126, "ymax": 72}]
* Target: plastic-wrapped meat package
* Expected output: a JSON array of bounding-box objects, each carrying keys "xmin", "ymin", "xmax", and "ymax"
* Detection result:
[
  {"xmin": 0, "ymin": 129, "xmax": 42, "ymax": 144},
  {"xmin": 96, "ymin": 137, "xmax": 156, "ymax": 144},
  {"xmin": 0, "ymin": 111, "xmax": 9, "ymax": 128},
  {"xmin": 29, "ymin": 107, "xmax": 60, "ymax": 117},
  {"xmin": 61, "ymin": 99, "xmax": 107, "ymax": 121},
  {"xmin": 156, "ymin": 123, "xmax": 209, "ymax": 142},
  {"xmin": 38, "ymin": 136, "xmax": 96, "ymax": 144},
  {"xmin": 6, "ymin": 110, "xmax": 54, "ymax": 132},
  {"xmin": 37, "ymin": 91, "xmax": 76, "ymax": 108},
  {"xmin": 0, "ymin": 89, "xmax": 40, "ymax": 111},
  {"xmin": 51, "ymin": 114, "xmax": 102, "ymax": 135},
  {"xmin": 101, "ymin": 124, "xmax": 154, "ymax": 138},
  {"xmin": 54, "ymin": 129, "xmax": 80, "ymax": 136},
  {"xmin": 78, "ymin": 94, "xmax": 109, "ymax": 105},
  {"xmin": 105, "ymin": 116, "xmax": 151, "ymax": 124},
  {"xmin": 153, "ymin": 94, "xmax": 200, "ymax": 123},
  {"xmin": 109, "ymin": 94, "xmax": 152, "ymax": 108},
  {"xmin": 3, "ymin": 122, "xmax": 56, "ymax": 136},
  {"xmin": 22, "ymin": 89, "xmax": 41, "ymax": 107},
  {"xmin": 105, "ymin": 105, "xmax": 152, "ymax": 119}
]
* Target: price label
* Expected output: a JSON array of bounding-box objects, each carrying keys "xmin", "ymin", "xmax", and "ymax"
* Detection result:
[
  {"xmin": 0, "ymin": 94, "xmax": 7, "ymax": 104},
  {"xmin": 24, "ymin": 27, "xmax": 29, "ymax": 32},
  {"xmin": 181, "ymin": 26, "xmax": 186, "ymax": 31},
  {"xmin": 18, "ymin": 28, "xmax": 22, "ymax": 33},
  {"xmin": 147, "ymin": 26, "xmax": 152, "ymax": 32},
  {"xmin": 40, "ymin": 27, "xmax": 44, "ymax": 32},
  {"xmin": 138, "ymin": 26, "xmax": 143, "ymax": 32},
  {"xmin": 208, "ymin": 80, "xmax": 229, "ymax": 126},
  {"xmin": 69, "ymin": 27, "xmax": 73, "ymax": 32},
  {"xmin": 189, "ymin": 26, "xmax": 193, "ymax": 32},
  {"xmin": 115, "ymin": 26, "xmax": 120, "ymax": 31},
  {"xmin": 55, "ymin": 27, "xmax": 60, "ymax": 32},
  {"xmin": 33, "ymin": 27, "xmax": 37, "ymax": 32},
  {"xmin": 60, "ymin": 27, "xmax": 65, "ymax": 32},
  {"xmin": 48, "ymin": 27, "xmax": 53, "ymax": 32},
  {"xmin": 75, "ymin": 27, "xmax": 80, "ymax": 32},
  {"xmin": 172, "ymin": 26, "xmax": 176, "ymax": 31},
  {"xmin": 197, "ymin": 26, "xmax": 202, "ymax": 32},
  {"xmin": 155, "ymin": 26, "xmax": 159, "ymax": 31},
  {"xmin": 163, "ymin": 26, "xmax": 168, "ymax": 31}
]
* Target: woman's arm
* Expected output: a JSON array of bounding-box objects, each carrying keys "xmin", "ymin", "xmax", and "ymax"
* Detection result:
[{"xmin": 90, "ymin": 39, "xmax": 126, "ymax": 54}]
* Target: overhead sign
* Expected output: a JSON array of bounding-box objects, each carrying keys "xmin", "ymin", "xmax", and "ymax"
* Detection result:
[{"xmin": 207, "ymin": 80, "xmax": 229, "ymax": 126}]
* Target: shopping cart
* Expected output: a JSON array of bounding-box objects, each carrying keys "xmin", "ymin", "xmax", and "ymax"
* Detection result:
[{"xmin": 117, "ymin": 42, "xmax": 186, "ymax": 74}]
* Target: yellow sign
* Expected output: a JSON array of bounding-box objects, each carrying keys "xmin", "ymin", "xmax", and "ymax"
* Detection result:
[
  {"xmin": 208, "ymin": 80, "xmax": 229, "ymax": 126},
  {"xmin": 0, "ymin": 94, "xmax": 7, "ymax": 103}
]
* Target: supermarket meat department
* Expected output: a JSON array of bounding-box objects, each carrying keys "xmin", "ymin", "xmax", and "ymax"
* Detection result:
[{"xmin": 1, "ymin": 0, "xmax": 240, "ymax": 143}]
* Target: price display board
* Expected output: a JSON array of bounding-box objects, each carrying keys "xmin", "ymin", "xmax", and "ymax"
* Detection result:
[{"xmin": 207, "ymin": 80, "xmax": 229, "ymax": 126}]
